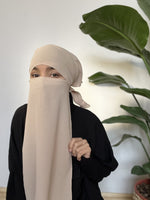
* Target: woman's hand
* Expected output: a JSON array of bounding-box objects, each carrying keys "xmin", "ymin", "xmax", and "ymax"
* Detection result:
[{"xmin": 68, "ymin": 138, "xmax": 91, "ymax": 161}]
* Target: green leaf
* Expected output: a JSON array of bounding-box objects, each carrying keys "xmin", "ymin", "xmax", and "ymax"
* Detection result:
[
  {"xmin": 143, "ymin": 162, "xmax": 150, "ymax": 174},
  {"xmin": 131, "ymin": 162, "xmax": 150, "ymax": 175},
  {"xmin": 88, "ymin": 72, "xmax": 127, "ymax": 85},
  {"xmin": 120, "ymin": 105, "xmax": 150, "ymax": 121},
  {"xmin": 113, "ymin": 134, "xmax": 142, "ymax": 146},
  {"xmin": 80, "ymin": 5, "xmax": 150, "ymax": 74},
  {"xmin": 137, "ymin": 0, "xmax": 150, "ymax": 20},
  {"xmin": 80, "ymin": 5, "xmax": 149, "ymax": 56},
  {"xmin": 120, "ymin": 86, "xmax": 150, "ymax": 99},
  {"xmin": 102, "ymin": 115, "xmax": 148, "ymax": 133},
  {"xmin": 131, "ymin": 165, "xmax": 148, "ymax": 175}
]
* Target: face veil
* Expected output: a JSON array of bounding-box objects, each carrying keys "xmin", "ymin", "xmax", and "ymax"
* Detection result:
[{"xmin": 22, "ymin": 44, "xmax": 89, "ymax": 200}]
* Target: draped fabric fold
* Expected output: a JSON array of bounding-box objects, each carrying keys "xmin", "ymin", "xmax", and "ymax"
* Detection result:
[
  {"xmin": 23, "ymin": 77, "xmax": 72, "ymax": 200},
  {"xmin": 22, "ymin": 44, "xmax": 90, "ymax": 200}
]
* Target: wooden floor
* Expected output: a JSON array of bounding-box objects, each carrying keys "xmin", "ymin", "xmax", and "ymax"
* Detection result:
[
  {"xmin": 103, "ymin": 193, "xmax": 133, "ymax": 200},
  {"xmin": 0, "ymin": 188, "xmax": 6, "ymax": 200},
  {"xmin": 0, "ymin": 188, "xmax": 133, "ymax": 200}
]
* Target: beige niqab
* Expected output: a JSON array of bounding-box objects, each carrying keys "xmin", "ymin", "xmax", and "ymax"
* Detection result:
[{"xmin": 22, "ymin": 44, "xmax": 90, "ymax": 200}]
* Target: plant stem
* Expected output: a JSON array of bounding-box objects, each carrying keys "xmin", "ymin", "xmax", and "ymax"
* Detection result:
[
  {"xmin": 146, "ymin": 121, "xmax": 150, "ymax": 144},
  {"xmin": 132, "ymin": 94, "xmax": 141, "ymax": 107},
  {"xmin": 131, "ymin": 96, "xmax": 150, "ymax": 145},
  {"xmin": 126, "ymin": 83, "xmax": 150, "ymax": 145},
  {"xmin": 140, "ymin": 140, "xmax": 150, "ymax": 161},
  {"xmin": 140, "ymin": 54, "xmax": 150, "ymax": 75},
  {"xmin": 126, "ymin": 83, "xmax": 142, "ymax": 108},
  {"xmin": 146, "ymin": 121, "xmax": 150, "ymax": 134}
]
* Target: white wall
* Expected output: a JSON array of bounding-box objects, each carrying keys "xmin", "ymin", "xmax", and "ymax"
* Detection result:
[{"xmin": 0, "ymin": 0, "xmax": 150, "ymax": 194}]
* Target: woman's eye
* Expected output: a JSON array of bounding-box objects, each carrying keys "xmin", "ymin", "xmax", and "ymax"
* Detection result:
[
  {"xmin": 50, "ymin": 73, "xmax": 59, "ymax": 78},
  {"xmin": 31, "ymin": 74, "xmax": 39, "ymax": 78}
]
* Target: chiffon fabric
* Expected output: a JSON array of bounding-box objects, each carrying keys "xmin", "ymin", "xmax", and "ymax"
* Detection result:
[{"xmin": 22, "ymin": 44, "xmax": 89, "ymax": 200}]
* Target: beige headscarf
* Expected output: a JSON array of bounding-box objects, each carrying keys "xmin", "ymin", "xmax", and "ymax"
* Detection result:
[{"xmin": 22, "ymin": 44, "xmax": 90, "ymax": 200}]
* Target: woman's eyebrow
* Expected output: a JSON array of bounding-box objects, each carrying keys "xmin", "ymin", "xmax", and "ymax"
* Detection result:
[
  {"xmin": 32, "ymin": 67, "xmax": 39, "ymax": 71},
  {"xmin": 46, "ymin": 66, "xmax": 55, "ymax": 71},
  {"xmin": 31, "ymin": 66, "xmax": 55, "ymax": 72}
]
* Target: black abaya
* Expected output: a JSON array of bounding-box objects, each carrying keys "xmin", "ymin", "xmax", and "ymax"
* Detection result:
[{"xmin": 6, "ymin": 93, "xmax": 118, "ymax": 200}]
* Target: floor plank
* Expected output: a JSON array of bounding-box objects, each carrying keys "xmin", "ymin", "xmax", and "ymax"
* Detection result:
[
  {"xmin": 102, "ymin": 192, "xmax": 133, "ymax": 200},
  {"xmin": 0, "ymin": 188, "xmax": 133, "ymax": 200},
  {"xmin": 0, "ymin": 188, "xmax": 6, "ymax": 200}
]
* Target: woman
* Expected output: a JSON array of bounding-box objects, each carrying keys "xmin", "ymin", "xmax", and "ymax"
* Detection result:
[{"xmin": 6, "ymin": 44, "xmax": 118, "ymax": 200}]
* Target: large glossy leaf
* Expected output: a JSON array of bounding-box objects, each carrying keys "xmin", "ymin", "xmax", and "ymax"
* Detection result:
[
  {"xmin": 80, "ymin": 5, "xmax": 150, "ymax": 74},
  {"xmin": 131, "ymin": 165, "xmax": 148, "ymax": 175},
  {"xmin": 88, "ymin": 72, "xmax": 127, "ymax": 85},
  {"xmin": 137, "ymin": 0, "xmax": 150, "ymax": 20},
  {"xmin": 113, "ymin": 134, "xmax": 142, "ymax": 147},
  {"xmin": 120, "ymin": 105, "xmax": 150, "ymax": 121},
  {"xmin": 80, "ymin": 5, "xmax": 149, "ymax": 55},
  {"xmin": 120, "ymin": 87, "xmax": 150, "ymax": 99},
  {"xmin": 102, "ymin": 115, "xmax": 148, "ymax": 133}
]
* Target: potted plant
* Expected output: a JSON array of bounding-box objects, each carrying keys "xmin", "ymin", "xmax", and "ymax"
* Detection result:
[{"xmin": 79, "ymin": 1, "xmax": 150, "ymax": 199}]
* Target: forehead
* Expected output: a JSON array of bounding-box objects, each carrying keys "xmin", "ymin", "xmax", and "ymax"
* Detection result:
[{"xmin": 31, "ymin": 65, "xmax": 55, "ymax": 71}]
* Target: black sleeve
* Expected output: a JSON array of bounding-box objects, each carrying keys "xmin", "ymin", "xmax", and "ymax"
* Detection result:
[
  {"xmin": 6, "ymin": 107, "xmax": 26, "ymax": 200},
  {"xmin": 80, "ymin": 118, "xmax": 118, "ymax": 183}
]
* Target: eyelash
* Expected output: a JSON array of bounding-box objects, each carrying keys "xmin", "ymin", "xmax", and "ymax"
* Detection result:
[
  {"xmin": 31, "ymin": 74, "xmax": 39, "ymax": 78},
  {"xmin": 50, "ymin": 73, "xmax": 59, "ymax": 77},
  {"xmin": 31, "ymin": 73, "xmax": 60, "ymax": 78}
]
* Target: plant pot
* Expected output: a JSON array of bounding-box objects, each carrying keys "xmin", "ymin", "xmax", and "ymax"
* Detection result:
[{"xmin": 133, "ymin": 179, "xmax": 150, "ymax": 200}]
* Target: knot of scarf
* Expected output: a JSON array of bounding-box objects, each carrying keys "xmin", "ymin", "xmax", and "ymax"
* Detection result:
[{"xmin": 69, "ymin": 87, "xmax": 90, "ymax": 108}]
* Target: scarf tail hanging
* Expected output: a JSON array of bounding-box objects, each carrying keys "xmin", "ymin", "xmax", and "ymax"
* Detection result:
[{"xmin": 70, "ymin": 87, "xmax": 90, "ymax": 109}]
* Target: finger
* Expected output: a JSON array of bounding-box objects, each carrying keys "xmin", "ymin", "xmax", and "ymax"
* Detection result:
[
  {"xmin": 71, "ymin": 152, "xmax": 77, "ymax": 157},
  {"xmin": 77, "ymin": 148, "xmax": 89, "ymax": 161},
  {"xmin": 75, "ymin": 143, "xmax": 89, "ymax": 155},
  {"xmin": 68, "ymin": 138, "xmax": 82, "ymax": 149},
  {"xmin": 72, "ymin": 140, "xmax": 87, "ymax": 155},
  {"xmin": 68, "ymin": 137, "xmax": 82, "ymax": 151},
  {"xmin": 71, "ymin": 139, "xmax": 87, "ymax": 151},
  {"xmin": 72, "ymin": 141, "xmax": 89, "ymax": 155},
  {"xmin": 77, "ymin": 146, "xmax": 91, "ymax": 161}
]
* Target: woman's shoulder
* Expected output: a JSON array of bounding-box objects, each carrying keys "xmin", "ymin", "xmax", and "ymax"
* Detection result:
[
  {"xmin": 15, "ymin": 103, "xmax": 27, "ymax": 113},
  {"xmin": 13, "ymin": 104, "xmax": 27, "ymax": 120},
  {"xmin": 73, "ymin": 104, "xmax": 101, "ymax": 124}
]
